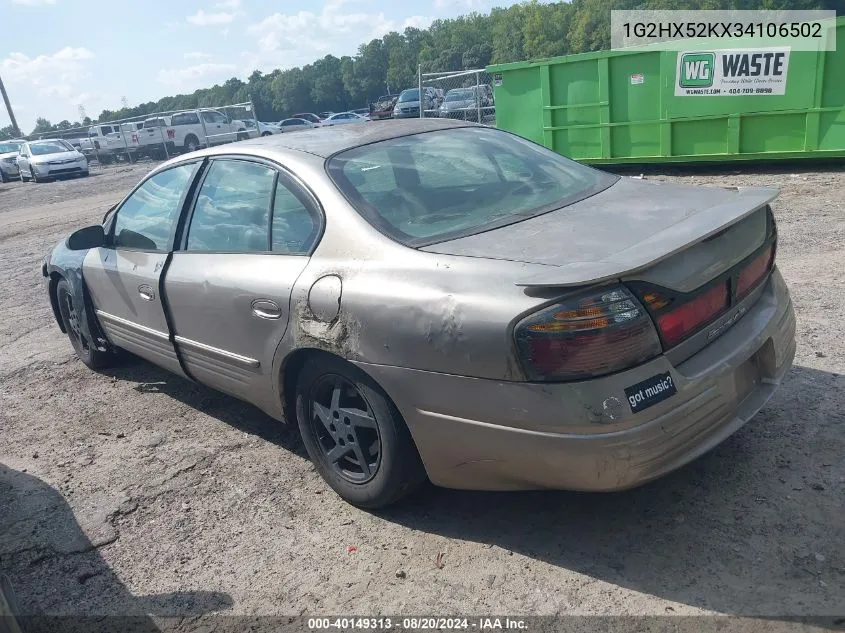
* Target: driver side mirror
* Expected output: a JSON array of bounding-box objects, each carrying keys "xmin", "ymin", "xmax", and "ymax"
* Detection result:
[{"xmin": 66, "ymin": 225, "xmax": 105, "ymax": 250}]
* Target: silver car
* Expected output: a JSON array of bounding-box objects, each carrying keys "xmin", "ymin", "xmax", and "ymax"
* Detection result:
[
  {"xmin": 18, "ymin": 139, "xmax": 89, "ymax": 182},
  {"xmin": 439, "ymin": 86, "xmax": 493, "ymax": 121},
  {"xmin": 277, "ymin": 118, "xmax": 318, "ymax": 133},
  {"xmin": 42, "ymin": 120, "xmax": 795, "ymax": 508},
  {"xmin": 0, "ymin": 139, "xmax": 23, "ymax": 182}
]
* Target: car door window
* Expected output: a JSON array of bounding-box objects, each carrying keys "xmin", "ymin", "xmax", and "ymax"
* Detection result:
[
  {"xmin": 202, "ymin": 111, "xmax": 225, "ymax": 124},
  {"xmin": 113, "ymin": 163, "xmax": 197, "ymax": 251},
  {"xmin": 186, "ymin": 160, "xmax": 275, "ymax": 252},
  {"xmin": 271, "ymin": 179, "xmax": 320, "ymax": 254}
]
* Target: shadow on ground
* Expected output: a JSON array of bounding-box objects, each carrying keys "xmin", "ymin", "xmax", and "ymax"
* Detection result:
[
  {"xmin": 378, "ymin": 365, "xmax": 844, "ymax": 620},
  {"xmin": 0, "ymin": 464, "xmax": 233, "ymax": 633},
  {"xmin": 51, "ymin": 359, "xmax": 845, "ymax": 623},
  {"xmin": 101, "ymin": 358, "xmax": 306, "ymax": 459}
]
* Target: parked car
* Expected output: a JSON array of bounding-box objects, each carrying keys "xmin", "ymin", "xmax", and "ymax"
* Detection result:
[
  {"xmin": 18, "ymin": 139, "xmax": 89, "ymax": 182},
  {"xmin": 369, "ymin": 95, "xmax": 398, "ymax": 120},
  {"xmin": 439, "ymin": 85, "xmax": 494, "ymax": 121},
  {"xmin": 167, "ymin": 109, "xmax": 252, "ymax": 153},
  {"xmin": 42, "ymin": 119, "xmax": 795, "ymax": 508},
  {"xmin": 393, "ymin": 87, "xmax": 441, "ymax": 118},
  {"xmin": 293, "ymin": 113, "xmax": 323, "ymax": 124},
  {"xmin": 87, "ymin": 123, "xmax": 138, "ymax": 163},
  {"xmin": 0, "ymin": 139, "xmax": 23, "ymax": 182},
  {"xmin": 320, "ymin": 112, "xmax": 368, "ymax": 126},
  {"xmin": 137, "ymin": 116, "xmax": 177, "ymax": 160},
  {"xmin": 242, "ymin": 120, "xmax": 281, "ymax": 136},
  {"xmin": 277, "ymin": 118, "xmax": 318, "ymax": 133}
]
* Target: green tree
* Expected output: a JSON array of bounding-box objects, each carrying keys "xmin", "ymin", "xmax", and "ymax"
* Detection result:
[{"xmin": 31, "ymin": 117, "xmax": 53, "ymax": 135}]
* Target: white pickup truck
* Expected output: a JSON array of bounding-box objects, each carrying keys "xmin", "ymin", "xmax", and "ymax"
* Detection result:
[
  {"xmin": 167, "ymin": 109, "xmax": 257, "ymax": 153},
  {"xmin": 87, "ymin": 123, "xmax": 143, "ymax": 163},
  {"xmin": 137, "ymin": 116, "xmax": 177, "ymax": 160}
]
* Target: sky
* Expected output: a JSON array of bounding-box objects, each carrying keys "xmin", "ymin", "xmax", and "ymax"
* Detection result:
[{"xmin": 0, "ymin": 0, "xmax": 500, "ymax": 133}]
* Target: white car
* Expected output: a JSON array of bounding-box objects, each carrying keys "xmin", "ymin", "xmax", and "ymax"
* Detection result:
[
  {"xmin": 277, "ymin": 118, "xmax": 318, "ymax": 133},
  {"xmin": 242, "ymin": 120, "xmax": 281, "ymax": 136},
  {"xmin": 320, "ymin": 112, "xmax": 368, "ymax": 126},
  {"xmin": 16, "ymin": 139, "xmax": 89, "ymax": 182},
  {"xmin": 0, "ymin": 139, "xmax": 23, "ymax": 182}
]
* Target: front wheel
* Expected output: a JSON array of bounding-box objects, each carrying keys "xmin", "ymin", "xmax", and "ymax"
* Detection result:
[
  {"xmin": 56, "ymin": 279, "xmax": 113, "ymax": 370},
  {"xmin": 295, "ymin": 355, "xmax": 426, "ymax": 508},
  {"xmin": 237, "ymin": 130, "xmax": 248, "ymax": 141}
]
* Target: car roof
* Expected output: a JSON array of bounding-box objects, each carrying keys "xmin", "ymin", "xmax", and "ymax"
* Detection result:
[{"xmin": 225, "ymin": 118, "xmax": 475, "ymax": 159}]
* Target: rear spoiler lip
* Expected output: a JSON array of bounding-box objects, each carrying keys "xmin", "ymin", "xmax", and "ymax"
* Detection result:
[{"xmin": 515, "ymin": 186, "xmax": 779, "ymax": 288}]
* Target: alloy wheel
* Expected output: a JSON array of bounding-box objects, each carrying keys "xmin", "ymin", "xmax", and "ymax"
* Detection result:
[
  {"xmin": 60, "ymin": 290, "xmax": 89, "ymax": 354},
  {"xmin": 308, "ymin": 374, "xmax": 381, "ymax": 483}
]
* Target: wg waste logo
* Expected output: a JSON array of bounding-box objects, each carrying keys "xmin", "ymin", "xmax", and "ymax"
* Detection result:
[
  {"xmin": 675, "ymin": 48, "xmax": 790, "ymax": 96},
  {"xmin": 679, "ymin": 52, "xmax": 715, "ymax": 87}
]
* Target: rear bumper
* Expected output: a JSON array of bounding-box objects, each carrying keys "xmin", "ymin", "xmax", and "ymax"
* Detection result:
[
  {"xmin": 0, "ymin": 162, "xmax": 20, "ymax": 177},
  {"xmin": 355, "ymin": 269, "xmax": 796, "ymax": 491}
]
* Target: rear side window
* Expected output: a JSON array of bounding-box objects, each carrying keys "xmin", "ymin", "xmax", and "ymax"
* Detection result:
[
  {"xmin": 114, "ymin": 163, "xmax": 198, "ymax": 250},
  {"xmin": 271, "ymin": 180, "xmax": 319, "ymax": 254},
  {"xmin": 186, "ymin": 160, "xmax": 275, "ymax": 252},
  {"xmin": 172, "ymin": 112, "xmax": 199, "ymax": 126},
  {"xmin": 201, "ymin": 111, "xmax": 225, "ymax": 123}
]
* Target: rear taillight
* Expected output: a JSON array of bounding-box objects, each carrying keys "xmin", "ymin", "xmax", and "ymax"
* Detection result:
[
  {"xmin": 737, "ymin": 245, "xmax": 774, "ymax": 299},
  {"xmin": 655, "ymin": 283, "xmax": 729, "ymax": 347},
  {"xmin": 514, "ymin": 286, "xmax": 661, "ymax": 381}
]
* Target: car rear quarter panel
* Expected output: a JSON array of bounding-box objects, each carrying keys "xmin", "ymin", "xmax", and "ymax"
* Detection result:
[{"xmin": 263, "ymin": 157, "xmax": 554, "ymax": 388}]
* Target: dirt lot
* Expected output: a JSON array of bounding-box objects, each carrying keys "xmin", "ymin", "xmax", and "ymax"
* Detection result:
[{"xmin": 1, "ymin": 160, "xmax": 843, "ymax": 626}]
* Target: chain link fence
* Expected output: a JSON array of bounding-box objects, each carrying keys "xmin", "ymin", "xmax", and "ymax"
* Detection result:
[
  {"xmin": 25, "ymin": 101, "xmax": 259, "ymax": 169},
  {"xmin": 416, "ymin": 68, "xmax": 496, "ymax": 124}
]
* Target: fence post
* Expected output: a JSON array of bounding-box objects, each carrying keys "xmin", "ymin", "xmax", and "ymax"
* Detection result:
[
  {"xmin": 476, "ymin": 71, "xmax": 482, "ymax": 123},
  {"xmin": 118, "ymin": 124, "xmax": 131, "ymax": 163},
  {"xmin": 198, "ymin": 108, "xmax": 209, "ymax": 149},
  {"xmin": 418, "ymin": 64, "xmax": 423, "ymax": 119},
  {"xmin": 159, "ymin": 118, "xmax": 170, "ymax": 160},
  {"xmin": 89, "ymin": 124, "xmax": 104, "ymax": 166}
]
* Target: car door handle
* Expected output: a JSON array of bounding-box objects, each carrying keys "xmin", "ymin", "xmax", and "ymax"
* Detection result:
[
  {"xmin": 138, "ymin": 285, "xmax": 155, "ymax": 302},
  {"xmin": 251, "ymin": 299, "xmax": 282, "ymax": 320}
]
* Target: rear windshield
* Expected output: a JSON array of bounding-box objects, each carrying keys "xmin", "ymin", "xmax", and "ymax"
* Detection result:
[
  {"xmin": 327, "ymin": 126, "xmax": 617, "ymax": 247},
  {"xmin": 144, "ymin": 118, "xmax": 166, "ymax": 128},
  {"xmin": 446, "ymin": 89, "xmax": 473, "ymax": 101},
  {"xmin": 172, "ymin": 112, "xmax": 199, "ymax": 125}
]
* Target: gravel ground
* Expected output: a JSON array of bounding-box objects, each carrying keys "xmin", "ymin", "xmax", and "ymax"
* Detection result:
[{"xmin": 0, "ymin": 161, "xmax": 843, "ymax": 627}]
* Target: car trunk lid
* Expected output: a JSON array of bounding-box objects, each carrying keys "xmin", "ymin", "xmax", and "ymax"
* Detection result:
[{"xmin": 421, "ymin": 177, "xmax": 777, "ymax": 290}]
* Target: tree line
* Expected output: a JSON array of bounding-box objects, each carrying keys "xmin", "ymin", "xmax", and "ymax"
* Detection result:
[{"xmin": 3, "ymin": 0, "xmax": 842, "ymax": 139}]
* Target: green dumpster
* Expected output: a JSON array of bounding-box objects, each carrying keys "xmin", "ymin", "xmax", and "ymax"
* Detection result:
[{"xmin": 488, "ymin": 16, "xmax": 845, "ymax": 164}]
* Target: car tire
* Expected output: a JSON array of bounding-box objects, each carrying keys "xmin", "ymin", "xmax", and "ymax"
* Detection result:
[
  {"xmin": 295, "ymin": 355, "xmax": 427, "ymax": 508},
  {"xmin": 261, "ymin": 131, "xmax": 272, "ymax": 137},
  {"xmin": 237, "ymin": 130, "xmax": 248, "ymax": 141},
  {"xmin": 55, "ymin": 278, "xmax": 113, "ymax": 370},
  {"xmin": 0, "ymin": 171, "xmax": 7, "ymax": 183},
  {"xmin": 31, "ymin": 169, "xmax": 43, "ymax": 183},
  {"xmin": 184, "ymin": 135, "xmax": 199, "ymax": 153},
  {"xmin": 19, "ymin": 170, "xmax": 28, "ymax": 182},
  {"xmin": 80, "ymin": 170, "xmax": 90, "ymax": 178}
]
